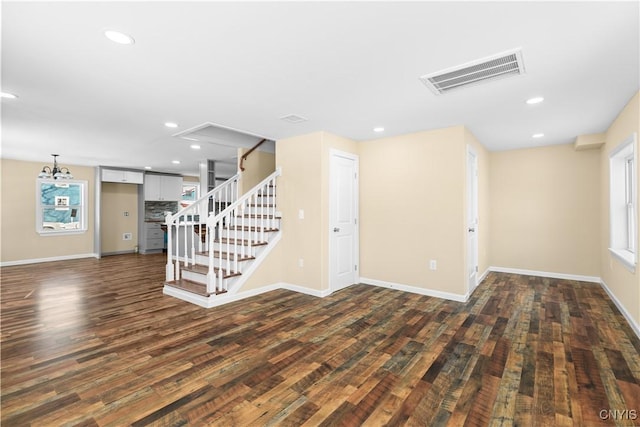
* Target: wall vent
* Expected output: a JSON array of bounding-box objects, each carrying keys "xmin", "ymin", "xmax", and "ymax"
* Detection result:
[
  {"xmin": 279, "ymin": 114, "xmax": 308, "ymax": 124},
  {"xmin": 419, "ymin": 48, "xmax": 525, "ymax": 95}
]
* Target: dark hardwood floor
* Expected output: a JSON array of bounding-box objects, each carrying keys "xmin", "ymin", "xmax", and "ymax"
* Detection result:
[{"xmin": 2, "ymin": 253, "xmax": 640, "ymax": 426}]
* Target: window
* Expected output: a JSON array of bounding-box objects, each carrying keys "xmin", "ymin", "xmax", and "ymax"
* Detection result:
[
  {"xmin": 609, "ymin": 133, "xmax": 637, "ymax": 271},
  {"xmin": 36, "ymin": 179, "xmax": 88, "ymax": 235}
]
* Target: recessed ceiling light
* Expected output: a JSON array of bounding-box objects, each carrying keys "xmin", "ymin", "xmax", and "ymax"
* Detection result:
[
  {"xmin": 190, "ymin": 144, "xmax": 201, "ymax": 150},
  {"xmin": 1, "ymin": 92, "xmax": 18, "ymax": 99},
  {"xmin": 172, "ymin": 160, "xmax": 181, "ymax": 164},
  {"xmin": 104, "ymin": 30, "xmax": 135, "ymax": 45},
  {"xmin": 526, "ymin": 96, "xmax": 544, "ymax": 105},
  {"xmin": 165, "ymin": 122, "xmax": 178, "ymax": 128},
  {"xmin": 144, "ymin": 166, "xmax": 152, "ymax": 170},
  {"xmin": 373, "ymin": 127, "xmax": 385, "ymax": 133},
  {"xmin": 532, "ymin": 133, "xmax": 545, "ymax": 138}
]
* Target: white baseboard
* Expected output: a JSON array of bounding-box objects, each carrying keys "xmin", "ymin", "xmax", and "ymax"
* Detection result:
[
  {"xmin": 359, "ymin": 277, "xmax": 468, "ymax": 303},
  {"xmin": 279, "ymin": 282, "xmax": 332, "ymax": 298},
  {"xmin": 0, "ymin": 253, "xmax": 99, "ymax": 267},
  {"xmin": 598, "ymin": 279, "xmax": 640, "ymax": 340},
  {"xmin": 488, "ymin": 266, "xmax": 601, "ymax": 283},
  {"xmin": 164, "ymin": 280, "xmax": 333, "ymax": 309},
  {"xmin": 478, "ymin": 268, "xmax": 490, "ymax": 284},
  {"xmin": 163, "ymin": 285, "xmax": 211, "ymax": 308}
]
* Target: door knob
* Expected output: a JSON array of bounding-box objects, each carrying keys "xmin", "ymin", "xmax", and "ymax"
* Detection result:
[
  {"xmin": 333, "ymin": 227, "xmax": 340, "ymax": 232},
  {"xmin": 468, "ymin": 227, "xmax": 475, "ymax": 232}
]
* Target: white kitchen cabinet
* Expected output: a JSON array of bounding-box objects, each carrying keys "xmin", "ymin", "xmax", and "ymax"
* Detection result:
[
  {"xmin": 101, "ymin": 169, "xmax": 144, "ymax": 184},
  {"xmin": 144, "ymin": 174, "xmax": 182, "ymax": 201},
  {"xmin": 144, "ymin": 222, "xmax": 165, "ymax": 252}
]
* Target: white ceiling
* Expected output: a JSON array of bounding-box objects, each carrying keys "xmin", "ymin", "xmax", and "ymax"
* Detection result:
[{"xmin": 1, "ymin": 1, "xmax": 638, "ymax": 176}]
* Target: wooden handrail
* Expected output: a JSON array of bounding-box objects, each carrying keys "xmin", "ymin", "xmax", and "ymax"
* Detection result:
[{"xmin": 239, "ymin": 138, "xmax": 268, "ymax": 171}]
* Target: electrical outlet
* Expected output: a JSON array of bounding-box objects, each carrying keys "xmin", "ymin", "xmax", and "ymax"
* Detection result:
[
  {"xmin": 298, "ymin": 209, "xmax": 304, "ymax": 219},
  {"xmin": 123, "ymin": 211, "xmax": 129, "ymax": 217},
  {"xmin": 429, "ymin": 260, "xmax": 437, "ymax": 270},
  {"xmin": 123, "ymin": 233, "xmax": 132, "ymax": 241},
  {"xmin": 298, "ymin": 258, "xmax": 304, "ymax": 268}
]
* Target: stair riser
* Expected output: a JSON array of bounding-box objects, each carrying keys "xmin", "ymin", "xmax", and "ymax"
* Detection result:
[
  {"xmin": 219, "ymin": 229, "xmax": 278, "ymax": 241},
  {"xmin": 194, "ymin": 254, "xmax": 246, "ymax": 271},
  {"xmin": 227, "ymin": 220, "xmax": 280, "ymax": 231},
  {"xmin": 181, "ymin": 269, "xmax": 207, "ymax": 284},
  {"xmin": 228, "ymin": 206, "xmax": 275, "ymax": 216},
  {"xmin": 209, "ymin": 244, "xmax": 258, "ymax": 257}
]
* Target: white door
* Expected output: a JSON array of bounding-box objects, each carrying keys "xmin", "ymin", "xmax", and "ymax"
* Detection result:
[
  {"xmin": 467, "ymin": 146, "xmax": 479, "ymax": 292},
  {"xmin": 330, "ymin": 150, "xmax": 359, "ymax": 292}
]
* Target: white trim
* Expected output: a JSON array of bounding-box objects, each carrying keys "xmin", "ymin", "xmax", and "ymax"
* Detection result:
[
  {"xmin": 163, "ymin": 285, "xmax": 211, "ymax": 308},
  {"xmin": 163, "ymin": 280, "xmax": 332, "ymax": 309},
  {"xmin": 101, "ymin": 250, "xmax": 137, "ymax": 256},
  {"xmin": 488, "ymin": 266, "xmax": 601, "ymax": 283},
  {"xmin": 280, "ymin": 282, "xmax": 332, "ymax": 298},
  {"xmin": 599, "ymin": 278, "xmax": 640, "ymax": 340},
  {"xmin": 359, "ymin": 277, "xmax": 469, "ymax": 302},
  {"xmin": 609, "ymin": 248, "xmax": 636, "ymax": 273},
  {"xmin": 1, "ymin": 253, "xmax": 99, "ymax": 267},
  {"xmin": 478, "ymin": 268, "xmax": 490, "ymax": 284}
]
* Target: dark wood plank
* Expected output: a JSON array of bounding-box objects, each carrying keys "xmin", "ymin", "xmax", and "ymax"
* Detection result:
[{"xmin": 3, "ymin": 256, "xmax": 640, "ymax": 425}]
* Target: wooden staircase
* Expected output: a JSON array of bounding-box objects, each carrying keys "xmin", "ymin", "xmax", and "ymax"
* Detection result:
[{"xmin": 162, "ymin": 170, "xmax": 281, "ymax": 307}]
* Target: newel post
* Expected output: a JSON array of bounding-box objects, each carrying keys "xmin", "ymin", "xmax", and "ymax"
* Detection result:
[{"xmin": 165, "ymin": 212, "xmax": 174, "ymax": 281}]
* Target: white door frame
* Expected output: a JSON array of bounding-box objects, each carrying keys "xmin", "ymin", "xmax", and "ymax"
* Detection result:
[
  {"xmin": 466, "ymin": 145, "xmax": 479, "ymax": 293},
  {"xmin": 329, "ymin": 149, "xmax": 360, "ymax": 292}
]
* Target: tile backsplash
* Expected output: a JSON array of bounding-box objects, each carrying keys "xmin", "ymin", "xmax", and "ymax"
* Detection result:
[{"xmin": 145, "ymin": 201, "xmax": 179, "ymax": 221}]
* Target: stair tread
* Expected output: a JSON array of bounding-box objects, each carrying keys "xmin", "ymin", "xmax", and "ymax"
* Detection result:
[
  {"xmin": 181, "ymin": 263, "xmax": 242, "ymax": 278},
  {"xmin": 214, "ymin": 238, "xmax": 268, "ymax": 246},
  {"xmin": 197, "ymin": 251, "xmax": 255, "ymax": 261},
  {"xmin": 165, "ymin": 278, "xmax": 229, "ymax": 296},
  {"xmin": 225, "ymin": 226, "xmax": 279, "ymax": 232}
]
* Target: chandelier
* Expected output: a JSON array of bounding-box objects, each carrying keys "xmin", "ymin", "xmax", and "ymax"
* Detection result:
[{"xmin": 38, "ymin": 154, "xmax": 74, "ymax": 179}]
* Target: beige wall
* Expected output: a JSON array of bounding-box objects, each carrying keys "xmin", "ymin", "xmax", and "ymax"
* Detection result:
[
  {"xmin": 490, "ymin": 143, "xmax": 601, "ymax": 277},
  {"xmin": 238, "ymin": 131, "xmax": 359, "ymax": 293},
  {"xmin": 101, "ymin": 182, "xmax": 139, "ymax": 254},
  {"xmin": 601, "ymin": 92, "xmax": 640, "ymax": 323},
  {"xmin": 0, "ymin": 158, "xmax": 96, "ymax": 263},
  {"xmin": 237, "ymin": 148, "xmax": 275, "ymax": 195},
  {"xmin": 359, "ymin": 126, "xmax": 470, "ymax": 296}
]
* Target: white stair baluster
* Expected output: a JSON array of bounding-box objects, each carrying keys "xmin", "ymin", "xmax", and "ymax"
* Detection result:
[
  {"xmin": 260, "ymin": 188, "xmax": 265, "ymax": 242},
  {"xmin": 225, "ymin": 212, "xmax": 231, "ymax": 274},
  {"xmin": 207, "ymin": 223, "xmax": 214, "ymax": 294},
  {"xmin": 165, "ymin": 215, "xmax": 174, "ymax": 281}
]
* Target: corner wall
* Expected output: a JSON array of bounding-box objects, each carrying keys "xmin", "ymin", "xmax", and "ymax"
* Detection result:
[
  {"xmin": 237, "ymin": 148, "xmax": 275, "ymax": 195},
  {"xmin": 238, "ymin": 131, "xmax": 358, "ymax": 294},
  {"xmin": 359, "ymin": 126, "xmax": 469, "ymax": 297},
  {"xmin": 101, "ymin": 182, "xmax": 139, "ymax": 254},
  {"xmin": 0, "ymin": 158, "xmax": 96, "ymax": 264},
  {"xmin": 489, "ymin": 143, "xmax": 601, "ymax": 278},
  {"xmin": 600, "ymin": 92, "xmax": 640, "ymax": 324}
]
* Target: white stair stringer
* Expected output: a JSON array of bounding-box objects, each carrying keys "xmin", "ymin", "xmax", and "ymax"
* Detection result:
[
  {"xmin": 163, "ymin": 168, "xmax": 282, "ymax": 307},
  {"xmin": 162, "ymin": 231, "xmax": 281, "ymax": 308}
]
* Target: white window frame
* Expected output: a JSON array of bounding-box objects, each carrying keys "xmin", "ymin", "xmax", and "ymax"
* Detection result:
[
  {"xmin": 609, "ymin": 133, "xmax": 637, "ymax": 271},
  {"xmin": 36, "ymin": 179, "xmax": 88, "ymax": 235}
]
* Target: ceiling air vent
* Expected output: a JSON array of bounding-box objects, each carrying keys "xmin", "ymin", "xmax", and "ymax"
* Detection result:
[
  {"xmin": 419, "ymin": 48, "xmax": 525, "ymax": 95},
  {"xmin": 279, "ymin": 114, "xmax": 308, "ymax": 124}
]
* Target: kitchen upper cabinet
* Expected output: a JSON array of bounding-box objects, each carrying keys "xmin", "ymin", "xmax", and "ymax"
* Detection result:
[
  {"xmin": 144, "ymin": 174, "xmax": 183, "ymax": 201},
  {"xmin": 101, "ymin": 169, "xmax": 144, "ymax": 184}
]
